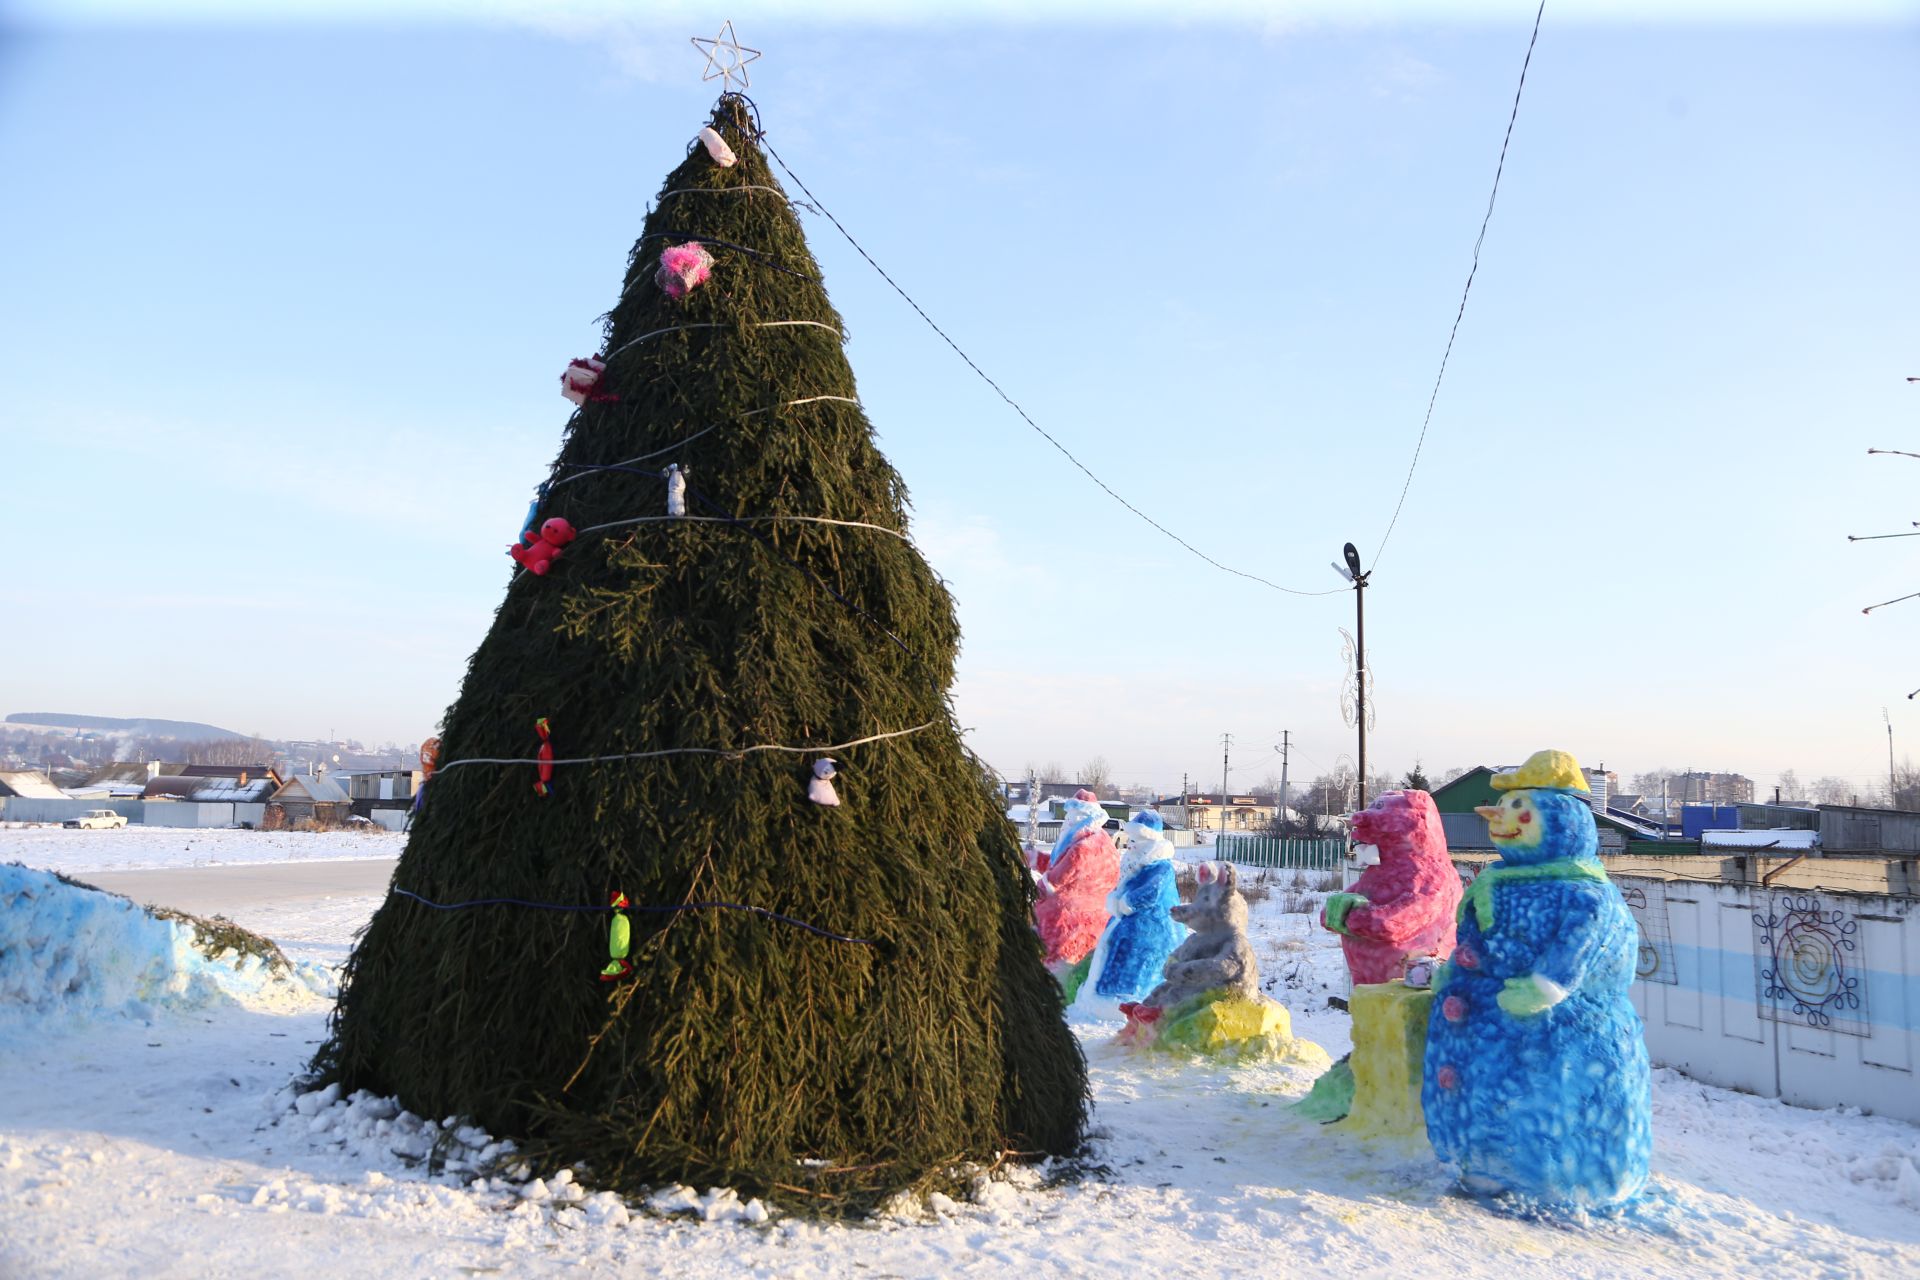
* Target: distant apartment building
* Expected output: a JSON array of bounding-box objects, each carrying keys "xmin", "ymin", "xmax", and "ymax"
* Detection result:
[{"xmin": 1673, "ymin": 771, "xmax": 1755, "ymax": 807}]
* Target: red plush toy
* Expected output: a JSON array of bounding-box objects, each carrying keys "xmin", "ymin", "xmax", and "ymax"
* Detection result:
[{"xmin": 509, "ymin": 517, "xmax": 576, "ymax": 576}]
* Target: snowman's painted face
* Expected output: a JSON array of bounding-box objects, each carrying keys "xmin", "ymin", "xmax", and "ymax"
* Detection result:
[{"xmin": 1477, "ymin": 791, "xmax": 1543, "ymax": 850}]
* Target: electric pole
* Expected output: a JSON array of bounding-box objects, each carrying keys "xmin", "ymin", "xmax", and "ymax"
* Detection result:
[
  {"xmin": 1886, "ymin": 708, "xmax": 1897, "ymax": 805},
  {"xmin": 1221, "ymin": 733, "xmax": 1233, "ymax": 836},
  {"xmin": 1279, "ymin": 729, "xmax": 1291, "ymax": 821},
  {"xmin": 1182, "ymin": 772, "xmax": 1189, "ymax": 830},
  {"xmin": 1333, "ymin": 543, "xmax": 1372, "ymax": 808},
  {"xmin": 1024, "ymin": 767, "xmax": 1038, "ymax": 849}
]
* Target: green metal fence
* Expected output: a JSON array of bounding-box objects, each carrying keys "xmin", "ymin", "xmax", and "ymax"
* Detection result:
[{"xmin": 1209, "ymin": 836, "xmax": 1345, "ymax": 871}]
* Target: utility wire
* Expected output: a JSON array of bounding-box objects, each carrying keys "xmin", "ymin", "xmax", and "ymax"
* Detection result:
[
  {"xmin": 431, "ymin": 720, "xmax": 938, "ymax": 776},
  {"xmin": 756, "ymin": 133, "xmax": 1342, "ymax": 600},
  {"xmin": 388, "ymin": 888, "xmax": 875, "ymax": 946},
  {"xmin": 1373, "ymin": 0, "xmax": 1548, "ymax": 570}
]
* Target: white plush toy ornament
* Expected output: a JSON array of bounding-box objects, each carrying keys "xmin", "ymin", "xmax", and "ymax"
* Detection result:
[
  {"xmin": 808, "ymin": 758, "xmax": 839, "ymax": 807},
  {"xmin": 665, "ymin": 463, "xmax": 687, "ymax": 517},
  {"xmin": 697, "ymin": 126, "xmax": 736, "ymax": 168}
]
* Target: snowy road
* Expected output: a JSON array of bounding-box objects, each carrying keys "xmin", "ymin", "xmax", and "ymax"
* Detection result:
[{"xmin": 84, "ymin": 858, "xmax": 399, "ymax": 917}]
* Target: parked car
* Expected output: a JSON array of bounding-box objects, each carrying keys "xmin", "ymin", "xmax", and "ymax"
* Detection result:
[{"xmin": 63, "ymin": 809, "xmax": 128, "ymax": 830}]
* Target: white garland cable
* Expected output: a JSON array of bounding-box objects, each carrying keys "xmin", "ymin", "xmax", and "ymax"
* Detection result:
[
  {"xmin": 603, "ymin": 319, "xmax": 842, "ymax": 364},
  {"xmin": 431, "ymin": 720, "xmax": 939, "ymax": 775},
  {"xmin": 655, "ymin": 184, "xmax": 815, "ymax": 213},
  {"xmin": 547, "ymin": 397, "xmax": 861, "ymax": 491},
  {"xmin": 574, "ymin": 513, "xmax": 914, "ymax": 540}
]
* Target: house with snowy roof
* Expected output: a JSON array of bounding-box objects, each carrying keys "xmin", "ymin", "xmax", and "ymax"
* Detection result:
[
  {"xmin": 0, "ymin": 770, "xmax": 66, "ymax": 801},
  {"xmin": 264, "ymin": 773, "xmax": 352, "ymax": 828}
]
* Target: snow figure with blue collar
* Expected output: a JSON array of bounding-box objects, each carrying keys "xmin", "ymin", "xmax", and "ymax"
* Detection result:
[
  {"xmin": 1033, "ymin": 789, "xmax": 1121, "ymax": 969},
  {"xmin": 1422, "ymin": 750, "xmax": 1651, "ymax": 1210},
  {"xmin": 1069, "ymin": 809, "xmax": 1186, "ymax": 1013}
]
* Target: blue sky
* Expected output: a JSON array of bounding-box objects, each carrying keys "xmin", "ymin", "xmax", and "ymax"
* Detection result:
[{"xmin": 1, "ymin": 2, "xmax": 1916, "ymax": 799}]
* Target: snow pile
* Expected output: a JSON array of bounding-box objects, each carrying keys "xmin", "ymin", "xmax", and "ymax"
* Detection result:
[
  {"xmin": 0, "ymin": 863, "xmax": 328, "ymax": 1042},
  {"xmin": 263, "ymin": 1081, "xmax": 514, "ymax": 1179},
  {"xmin": 260, "ymin": 1080, "xmax": 775, "ymax": 1230}
]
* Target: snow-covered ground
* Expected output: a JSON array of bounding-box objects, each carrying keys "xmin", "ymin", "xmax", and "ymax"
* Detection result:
[
  {"xmin": 3, "ymin": 835, "xmax": 1917, "ymax": 1278},
  {"xmin": 0, "ymin": 823, "xmax": 403, "ymax": 876}
]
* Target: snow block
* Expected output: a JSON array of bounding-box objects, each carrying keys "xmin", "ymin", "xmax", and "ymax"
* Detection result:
[
  {"xmin": 1291, "ymin": 1056, "xmax": 1355, "ymax": 1123},
  {"xmin": 0, "ymin": 862, "xmax": 316, "ymax": 1044},
  {"xmin": 1120, "ymin": 988, "xmax": 1331, "ymax": 1068},
  {"xmin": 1421, "ymin": 751, "xmax": 1652, "ymax": 1210},
  {"xmin": 1337, "ymin": 982, "xmax": 1431, "ymax": 1144}
]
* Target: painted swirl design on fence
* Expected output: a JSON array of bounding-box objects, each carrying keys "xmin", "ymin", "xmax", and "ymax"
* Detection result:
[{"xmin": 1753, "ymin": 894, "xmax": 1864, "ymax": 1033}]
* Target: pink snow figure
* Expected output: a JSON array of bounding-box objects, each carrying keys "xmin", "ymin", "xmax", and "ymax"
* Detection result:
[
  {"xmin": 1321, "ymin": 790, "xmax": 1462, "ymax": 985},
  {"xmin": 1033, "ymin": 789, "xmax": 1121, "ymax": 968},
  {"xmin": 560, "ymin": 356, "xmax": 613, "ymax": 406},
  {"xmin": 656, "ymin": 242, "xmax": 715, "ymax": 299}
]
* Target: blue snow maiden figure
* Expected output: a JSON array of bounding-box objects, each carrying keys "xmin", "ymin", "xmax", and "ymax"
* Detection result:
[
  {"xmin": 1422, "ymin": 749, "xmax": 1652, "ymax": 1210},
  {"xmin": 1075, "ymin": 810, "xmax": 1186, "ymax": 1011}
]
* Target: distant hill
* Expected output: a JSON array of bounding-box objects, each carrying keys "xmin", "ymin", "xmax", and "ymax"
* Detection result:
[{"xmin": 6, "ymin": 713, "xmax": 248, "ymax": 743}]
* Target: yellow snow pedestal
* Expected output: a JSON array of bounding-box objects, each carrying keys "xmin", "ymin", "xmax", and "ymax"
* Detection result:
[
  {"xmin": 1140, "ymin": 991, "xmax": 1331, "ymax": 1068},
  {"xmin": 1336, "ymin": 982, "xmax": 1433, "ymax": 1144}
]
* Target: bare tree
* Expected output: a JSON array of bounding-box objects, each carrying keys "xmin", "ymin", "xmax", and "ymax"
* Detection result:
[
  {"xmin": 1775, "ymin": 769, "xmax": 1803, "ymax": 802},
  {"xmin": 1297, "ymin": 767, "xmax": 1358, "ymax": 821},
  {"xmin": 1811, "ymin": 776, "xmax": 1855, "ymax": 806},
  {"xmin": 1079, "ymin": 756, "xmax": 1112, "ymax": 795},
  {"xmin": 1882, "ymin": 758, "xmax": 1920, "ymax": 812},
  {"xmin": 1632, "ymin": 768, "xmax": 1681, "ymax": 806},
  {"xmin": 186, "ymin": 737, "xmax": 276, "ymax": 766}
]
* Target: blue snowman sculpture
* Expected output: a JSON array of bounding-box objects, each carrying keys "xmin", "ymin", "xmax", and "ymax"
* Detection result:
[{"xmin": 1422, "ymin": 749, "xmax": 1651, "ymax": 1210}]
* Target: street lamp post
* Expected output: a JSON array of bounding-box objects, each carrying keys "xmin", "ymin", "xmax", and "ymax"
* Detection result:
[{"xmin": 1333, "ymin": 542, "xmax": 1372, "ymax": 808}]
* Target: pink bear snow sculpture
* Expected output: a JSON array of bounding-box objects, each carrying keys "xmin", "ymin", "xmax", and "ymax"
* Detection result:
[
  {"xmin": 1033, "ymin": 789, "xmax": 1121, "ymax": 968},
  {"xmin": 1321, "ymin": 790, "xmax": 1462, "ymax": 985}
]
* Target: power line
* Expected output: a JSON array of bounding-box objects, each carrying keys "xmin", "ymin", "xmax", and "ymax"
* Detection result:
[
  {"xmin": 1373, "ymin": 0, "xmax": 1549, "ymax": 570},
  {"xmin": 755, "ymin": 130, "xmax": 1343, "ymax": 600}
]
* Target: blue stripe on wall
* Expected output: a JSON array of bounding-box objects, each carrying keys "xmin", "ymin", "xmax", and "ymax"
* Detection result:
[{"xmin": 1634, "ymin": 942, "xmax": 1918, "ymax": 1036}]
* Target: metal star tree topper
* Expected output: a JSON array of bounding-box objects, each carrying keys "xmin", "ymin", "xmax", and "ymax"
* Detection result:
[{"xmin": 691, "ymin": 20, "xmax": 761, "ymax": 93}]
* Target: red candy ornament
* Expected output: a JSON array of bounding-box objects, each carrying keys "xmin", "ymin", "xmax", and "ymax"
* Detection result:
[{"xmin": 533, "ymin": 717, "xmax": 555, "ymax": 797}]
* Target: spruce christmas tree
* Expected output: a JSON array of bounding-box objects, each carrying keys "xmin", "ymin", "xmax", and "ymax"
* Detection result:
[{"xmin": 314, "ymin": 96, "xmax": 1087, "ymax": 1213}]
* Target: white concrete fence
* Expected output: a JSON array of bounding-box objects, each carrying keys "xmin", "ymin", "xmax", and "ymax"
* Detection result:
[
  {"xmin": 1620, "ymin": 873, "xmax": 1918, "ymax": 1124},
  {"xmin": 1440, "ymin": 851, "xmax": 1920, "ymax": 1125}
]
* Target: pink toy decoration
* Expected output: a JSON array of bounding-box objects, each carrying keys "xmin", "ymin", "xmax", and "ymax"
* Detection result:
[
  {"xmin": 1032, "ymin": 789, "xmax": 1121, "ymax": 968},
  {"xmin": 697, "ymin": 126, "xmax": 737, "ymax": 168},
  {"xmin": 509, "ymin": 517, "xmax": 576, "ymax": 576},
  {"xmin": 656, "ymin": 243, "xmax": 715, "ymax": 300},
  {"xmin": 560, "ymin": 356, "xmax": 617, "ymax": 406},
  {"xmin": 1321, "ymin": 790, "xmax": 1462, "ymax": 985}
]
